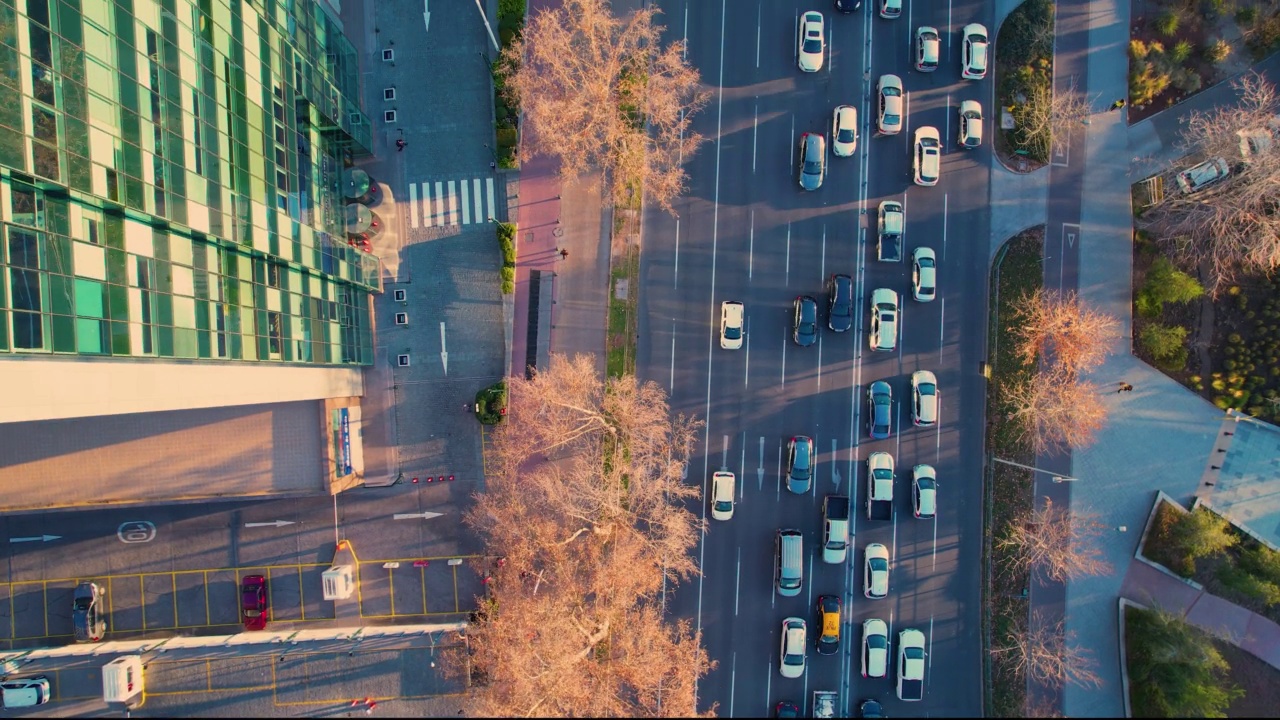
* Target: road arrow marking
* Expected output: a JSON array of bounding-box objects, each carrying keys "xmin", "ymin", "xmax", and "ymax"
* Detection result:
[
  {"xmin": 10, "ymin": 535, "xmax": 61, "ymax": 543},
  {"xmin": 423, "ymin": 0, "xmax": 431, "ymax": 32},
  {"xmin": 244, "ymin": 521, "xmax": 296, "ymax": 528},
  {"xmin": 394, "ymin": 512, "xmax": 445, "ymax": 521},
  {"xmin": 439, "ymin": 321, "xmax": 448, "ymax": 375}
]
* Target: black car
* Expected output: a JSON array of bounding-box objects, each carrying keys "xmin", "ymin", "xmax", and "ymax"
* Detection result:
[
  {"xmin": 776, "ymin": 700, "xmax": 800, "ymax": 718},
  {"xmin": 859, "ymin": 698, "xmax": 885, "ymax": 718},
  {"xmin": 828, "ymin": 274, "xmax": 853, "ymax": 332},
  {"xmin": 793, "ymin": 295, "xmax": 818, "ymax": 346},
  {"xmin": 834, "ymin": 0, "xmax": 862, "ymax": 11},
  {"xmin": 72, "ymin": 581, "xmax": 106, "ymax": 643}
]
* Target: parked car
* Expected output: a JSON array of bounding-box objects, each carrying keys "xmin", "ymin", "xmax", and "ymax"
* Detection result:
[
  {"xmin": 1176, "ymin": 157, "xmax": 1230, "ymax": 194},
  {"xmin": 241, "ymin": 574, "xmax": 269, "ymax": 631},
  {"xmin": 72, "ymin": 581, "xmax": 106, "ymax": 643}
]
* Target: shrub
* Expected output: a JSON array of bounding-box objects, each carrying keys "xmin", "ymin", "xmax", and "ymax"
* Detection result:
[
  {"xmin": 1240, "ymin": 542, "xmax": 1280, "ymax": 585},
  {"xmin": 501, "ymin": 266, "xmax": 515, "ymax": 283},
  {"xmin": 1130, "ymin": 61, "xmax": 1172, "ymax": 106},
  {"xmin": 1140, "ymin": 322, "xmax": 1188, "ymax": 360},
  {"xmin": 1156, "ymin": 347, "xmax": 1189, "ymax": 372},
  {"xmin": 474, "ymin": 381, "xmax": 508, "ymax": 425},
  {"xmin": 1237, "ymin": 6, "xmax": 1258, "ymax": 25},
  {"xmin": 1171, "ymin": 67, "xmax": 1203, "ymax": 95},
  {"xmin": 1170, "ymin": 40, "xmax": 1193, "ymax": 64},
  {"xmin": 1126, "ymin": 607, "xmax": 1244, "ymax": 718},
  {"xmin": 501, "ymin": 278, "xmax": 515, "ymax": 294},
  {"xmin": 1155, "ymin": 9, "xmax": 1181, "ymax": 37},
  {"xmin": 1216, "ymin": 564, "xmax": 1280, "ymax": 605},
  {"xmin": 1205, "ymin": 38, "xmax": 1231, "ymax": 63},
  {"xmin": 1139, "ymin": 257, "xmax": 1204, "ymax": 312},
  {"xmin": 1169, "ymin": 507, "xmax": 1238, "ymax": 565}
]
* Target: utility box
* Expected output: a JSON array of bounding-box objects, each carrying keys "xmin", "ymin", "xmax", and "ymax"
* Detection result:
[
  {"xmin": 102, "ymin": 656, "xmax": 144, "ymax": 707},
  {"xmin": 323, "ymin": 565, "xmax": 355, "ymax": 600}
]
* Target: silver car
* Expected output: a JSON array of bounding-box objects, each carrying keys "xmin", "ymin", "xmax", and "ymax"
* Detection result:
[{"xmin": 799, "ymin": 133, "xmax": 826, "ymax": 191}]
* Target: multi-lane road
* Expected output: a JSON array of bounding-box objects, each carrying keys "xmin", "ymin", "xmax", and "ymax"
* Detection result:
[{"xmin": 639, "ymin": 1, "xmax": 991, "ymax": 716}]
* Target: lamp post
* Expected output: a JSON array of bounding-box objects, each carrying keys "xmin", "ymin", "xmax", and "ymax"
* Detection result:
[{"xmin": 990, "ymin": 455, "xmax": 1078, "ymax": 483}]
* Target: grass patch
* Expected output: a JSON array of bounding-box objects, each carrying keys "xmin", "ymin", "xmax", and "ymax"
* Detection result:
[
  {"xmin": 492, "ymin": 1, "xmax": 525, "ymax": 169},
  {"xmin": 1140, "ymin": 499, "xmax": 1194, "ymax": 576},
  {"xmin": 496, "ymin": 221, "xmax": 517, "ymax": 294},
  {"xmin": 1125, "ymin": 604, "xmax": 1243, "ymax": 717},
  {"xmin": 994, "ymin": 0, "xmax": 1055, "ymax": 167},
  {"xmin": 983, "ymin": 227, "xmax": 1044, "ymax": 717},
  {"xmin": 606, "ymin": 245, "xmax": 639, "ymax": 379}
]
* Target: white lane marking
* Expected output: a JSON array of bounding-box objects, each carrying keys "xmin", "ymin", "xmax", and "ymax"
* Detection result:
[
  {"xmin": 694, "ymin": 3, "xmax": 727, "ymax": 709},
  {"xmin": 785, "ymin": 222, "xmax": 792, "ymax": 285},
  {"xmin": 669, "ymin": 320, "xmax": 677, "ymax": 391},
  {"xmin": 945, "ymin": 93, "xmax": 952, "ymax": 153},
  {"xmin": 790, "ymin": 114, "xmax": 795, "ymax": 168},
  {"xmin": 461, "ymin": 180, "xmax": 471, "ymax": 224},
  {"xmin": 409, "ymin": 182, "xmax": 419, "ymax": 228},
  {"xmin": 447, "ymin": 181, "xmax": 459, "ymax": 225},
  {"xmin": 820, "ymin": 224, "xmax": 827, "ymax": 286},
  {"xmin": 729, "ymin": 652, "xmax": 736, "ymax": 718},
  {"xmin": 942, "ymin": 193, "xmax": 949, "ymax": 259},
  {"xmin": 939, "ymin": 298, "xmax": 946, "ymax": 364},
  {"xmin": 752, "ymin": 100, "xmax": 759, "ymax": 172},
  {"xmin": 755, "ymin": 2, "xmax": 761, "ymax": 68},
  {"xmin": 748, "ymin": 210, "xmax": 755, "ymax": 279},
  {"xmin": 817, "ymin": 333, "xmax": 823, "ymax": 389},
  {"xmin": 486, "ymin": 177, "xmax": 496, "ymax": 221},
  {"xmin": 776, "ymin": 442, "xmax": 783, "ymax": 501},
  {"xmin": 434, "ymin": 182, "xmax": 444, "ymax": 225},
  {"xmin": 758, "ymin": 436, "xmax": 765, "ymax": 492},
  {"xmin": 734, "ymin": 548, "xmax": 742, "ymax": 616},
  {"xmin": 674, "ymin": 217, "xmax": 681, "ymax": 288},
  {"xmin": 780, "ymin": 328, "xmax": 787, "ymax": 388},
  {"xmin": 928, "ymin": 616, "xmax": 935, "ymax": 675},
  {"xmin": 744, "ymin": 316, "xmax": 751, "ymax": 387},
  {"xmin": 683, "ymin": 3, "xmax": 689, "ymax": 60},
  {"xmin": 473, "ymin": 178, "xmax": 484, "ymax": 222}
]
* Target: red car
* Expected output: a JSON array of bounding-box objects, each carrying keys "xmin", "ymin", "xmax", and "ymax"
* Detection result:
[{"xmin": 241, "ymin": 575, "xmax": 269, "ymax": 630}]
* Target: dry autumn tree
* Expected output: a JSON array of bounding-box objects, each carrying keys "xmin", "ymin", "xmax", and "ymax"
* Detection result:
[
  {"xmin": 1140, "ymin": 72, "xmax": 1280, "ymax": 294},
  {"xmin": 997, "ymin": 497, "xmax": 1111, "ymax": 584},
  {"xmin": 991, "ymin": 610, "xmax": 1102, "ymax": 692},
  {"xmin": 501, "ymin": 0, "xmax": 708, "ymax": 211},
  {"xmin": 448, "ymin": 353, "xmax": 715, "ymax": 718},
  {"xmin": 1003, "ymin": 371, "xmax": 1108, "ymax": 455},
  {"xmin": 1015, "ymin": 77, "xmax": 1097, "ymax": 162}
]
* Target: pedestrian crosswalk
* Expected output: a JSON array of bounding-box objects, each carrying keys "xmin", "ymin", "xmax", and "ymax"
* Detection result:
[{"xmin": 406, "ymin": 177, "xmax": 498, "ymax": 228}]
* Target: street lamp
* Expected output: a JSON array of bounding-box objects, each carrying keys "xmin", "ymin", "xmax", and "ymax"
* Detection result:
[{"xmin": 990, "ymin": 455, "xmax": 1079, "ymax": 483}]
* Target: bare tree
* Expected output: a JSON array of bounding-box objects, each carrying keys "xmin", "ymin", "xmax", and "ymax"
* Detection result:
[
  {"xmin": 450, "ymin": 353, "xmax": 714, "ymax": 718},
  {"xmin": 1003, "ymin": 371, "xmax": 1109, "ymax": 454},
  {"xmin": 502, "ymin": 0, "xmax": 708, "ymax": 211},
  {"xmin": 997, "ymin": 498, "xmax": 1112, "ymax": 584},
  {"xmin": 1141, "ymin": 72, "xmax": 1280, "ymax": 293},
  {"xmin": 1010, "ymin": 289, "xmax": 1121, "ymax": 377},
  {"xmin": 992, "ymin": 610, "xmax": 1102, "ymax": 692},
  {"xmin": 1013, "ymin": 77, "xmax": 1096, "ymax": 161}
]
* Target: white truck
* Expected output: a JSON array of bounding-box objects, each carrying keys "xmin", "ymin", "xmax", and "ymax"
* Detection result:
[
  {"xmin": 812, "ymin": 690, "xmax": 838, "ymax": 719},
  {"xmin": 877, "ymin": 201, "xmax": 904, "ymax": 262},
  {"xmin": 866, "ymin": 452, "xmax": 894, "ymax": 520}
]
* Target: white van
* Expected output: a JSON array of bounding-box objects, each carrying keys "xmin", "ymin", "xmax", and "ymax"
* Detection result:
[
  {"xmin": 102, "ymin": 655, "xmax": 145, "ymax": 706},
  {"xmin": 776, "ymin": 529, "xmax": 804, "ymax": 597},
  {"xmin": 1, "ymin": 676, "xmax": 51, "ymax": 708}
]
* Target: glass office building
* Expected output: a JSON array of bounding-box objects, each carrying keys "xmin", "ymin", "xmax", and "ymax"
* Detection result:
[{"xmin": 0, "ymin": 0, "xmax": 377, "ymax": 365}]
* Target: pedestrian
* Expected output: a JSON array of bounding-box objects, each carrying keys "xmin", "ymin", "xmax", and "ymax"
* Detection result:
[
  {"xmin": 560, "ymin": 248, "xmax": 569, "ymax": 260},
  {"xmin": 1117, "ymin": 382, "xmax": 1134, "ymax": 393},
  {"xmin": 1110, "ymin": 98, "xmax": 1126, "ymax": 111},
  {"xmin": 396, "ymin": 138, "xmax": 406, "ymax": 151}
]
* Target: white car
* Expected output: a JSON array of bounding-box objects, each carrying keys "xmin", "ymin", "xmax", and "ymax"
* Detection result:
[
  {"xmin": 864, "ymin": 543, "xmax": 890, "ymax": 598},
  {"xmin": 916, "ymin": 26, "xmax": 940, "ymax": 72},
  {"xmin": 961, "ymin": 23, "xmax": 989, "ymax": 80},
  {"xmin": 876, "ymin": 74, "xmax": 904, "ymax": 135},
  {"xmin": 911, "ymin": 370, "xmax": 939, "ymax": 426},
  {"xmin": 780, "ymin": 617, "xmax": 808, "ymax": 678},
  {"xmin": 869, "ymin": 288, "xmax": 899, "ymax": 352},
  {"xmin": 898, "ymin": 628, "xmax": 927, "ymax": 701},
  {"xmin": 797, "ymin": 12, "xmax": 825, "ymax": 73},
  {"xmin": 862, "ymin": 618, "xmax": 889, "ymax": 678},
  {"xmin": 710, "ymin": 471, "xmax": 735, "ymax": 521},
  {"xmin": 831, "ymin": 105, "xmax": 858, "ymax": 157},
  {"xmin": 720, "ymin": 300, "xmax": 744, "ymax": 350},
  {"xmin": 1176, "ymin": 157, "xmax": 1231, "ymax": 194},
  {"xmin": 914, "ymin": 126, "xmax": 941, "ymax": 187},
  {"xmin": 958, "ymin": 100, "xmax": 983, "ymax": 149},
  {"xmin": 879, "ymin": 0, "xmax": 901, "ymax": 19},
  {"xmin": 912, "ymin": 246, "xmax": 936, "ymax": 301},
  {"xmin": 912, "ymin": 464, "xmax": 937, "ymax": 519}
]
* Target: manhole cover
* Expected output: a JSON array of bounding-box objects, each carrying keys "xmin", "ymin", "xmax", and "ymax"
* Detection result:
[
  {"xmin": 614, "ymin": 278, "xmax": 629, "ymax": 300},
  {"xmin": 553, "ymin": 227, "xmax": 564, "ymax": 237}
]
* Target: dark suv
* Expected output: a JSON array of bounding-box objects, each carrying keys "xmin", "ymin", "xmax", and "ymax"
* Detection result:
[
  {"xmin": 72, "ymin": 581, "xmax": 105, "ymax": 643},
  {"xmin": 787, "ymin": 436, "xmax": 815, "ymax": 494},
  {"xmin": 828, "ymin": 274, "xmax": 853, "ymax": 332},
  {"xmin": 793, "ymin": 296, "xmax": 818, "ymax": 346}
]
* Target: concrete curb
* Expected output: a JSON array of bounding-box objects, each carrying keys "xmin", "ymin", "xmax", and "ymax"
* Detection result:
[
  {"xmin": 1116, "ymin": 597, "xmax": 1146, "ymax": 719},
  {"xmin": 1133, "ymin": 491, "xmax": 1205, "ymax": 590}
]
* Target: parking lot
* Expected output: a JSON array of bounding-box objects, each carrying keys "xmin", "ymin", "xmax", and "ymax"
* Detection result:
[{"xmin": 0, "ymin": 556, "xmax": 483, "ymax": 648}]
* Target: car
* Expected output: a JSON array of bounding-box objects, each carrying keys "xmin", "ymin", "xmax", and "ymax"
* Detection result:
[
  {"xmin": 779, "ymin": 617, "xmax": 808, "ymax": 678},
  {"xmin": 876, "ymin": 74, "xmax": 904, "ymax": 135},
  {"xmin": 879, "ymin": 0, "xmax": 901, "ymax": 19},
  {"xmin": 867, "ymin": 380, "xmax": 893, "ymax": 440},
  {"xmin": 914, "ymin": 126, "xmax": 941, "ymax": 186},
  {"xmin": 828, "ymin": 274, "xmax": 853, "ymax": 332},
  {"xmin": 797, "ymin": 11, "xmax": 826, "ymax": 72},
  {"xmin": 861, "ymin": 618, "xmax": 889, "ymax": 677},
  {"xmin": 915, "ymin": 26, "xmax": 940, "ymax": 72},
  {"xmin": 912, "ymin": 246, "xmax": 937, "ymax": 301},
  {"xmin": 816, "ymin": 594, "xmax": 842, "ymax": 655},
  {"xmin": 0, "ymin": 677, "xmax": 51, "ymax": 708},
  {"xmin": 961, "ymin": 23, "xmax": 989, "ymax": 80},
  {"xmin": 911, "ymin": 370, "xmax": 938, "ymax": 426},
  {"xmin": 775, "ymin": 701, "xmax": 801, "ymax": 719},
  {"xmin": 787, "ymin": 435, "xmax": 815, "ymax": 494},
  {"xmin": 859, "ymin": 699, "xmax": 886, "ymax": 719},
  {"xmin": 913, "ymin": 464, "xmax": 938, "ymax": 519},
  {"xmin": 958, "ymin": 100, "xmax": 983, "ymax": 149},
  {"xmin": 711, "ymin": 470, "xmax": 735, "ymax": 521},
  {"xmin": 720, "ymin": 300, "xmax": 745, "ymax": 350},
  {"xmin": 898, "ymin": 628, "xmax": 927, "ymax": 701},
  {"xmin": 864, "ymin": 543, "xmax": 890, "ymax": 598},
  {"xmin": 1176, "ymin": 157, "xmax": 1230, "ymax": 194},
  {"xmin": 72, "ymin": 581, "xmax": 106, "ymax": 643},
  {"xmin": 241, "ymin": 574, "xmax": 269, "ymax": 630},
  {"xmin": 831, "ymin": 105, "xmax": 858, "ymax": 157},
  {"xmin": 793, "ymin": 295, "xmax": 818, "ymax": 346},
  {"xmin": 869, "ymin": 288, "xmax": 898, "ymax": 352},
  {"xmin": 834, "ymin": 0, "xmax": 861, "ymax": 11},
  {"xmin": 798, "ymin": 132, "xmax": 826, "ymax": 190}
]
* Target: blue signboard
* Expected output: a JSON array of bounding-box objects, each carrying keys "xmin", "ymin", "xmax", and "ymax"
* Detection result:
[{"xmin": 338, "ymin": 408, "xmax": 352, "ymax": 476}]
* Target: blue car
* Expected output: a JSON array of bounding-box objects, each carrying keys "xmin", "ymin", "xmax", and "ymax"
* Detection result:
[
  {"xmin": 867, "ymin": 381, "xmax": 893, "ymax": 439},
  {"xmin": 787, "ymin": 436, "xmax": 815, "ymax": 494}
]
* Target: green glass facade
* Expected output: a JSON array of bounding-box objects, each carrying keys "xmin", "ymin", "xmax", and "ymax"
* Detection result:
[{"xmin": 0, "ymin": 0, "xmax": 377, "ymax": 364}]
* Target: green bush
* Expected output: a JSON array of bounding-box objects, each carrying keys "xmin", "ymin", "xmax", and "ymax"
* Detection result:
[
  {"xmin": 1172, "ymin": 66, "xmax": 1203, "ymax": 95},
  {"xmin": 1140, "ymin": 322, "xmax": 1188, "ymax": 360},
  {"xmin": 501, "ymin": 266, "xmax": 515, "ymax": 282},
  {"xmin": 1205, "ymin": 38, "xmax": 1231, "ymax": 63},
  {"xmin": 1237, "ymin": 6, "xmax": 1258, "ymax": 25},
  {"xmin": 1155, "ymin": 9, "xmax": 1181, "ymax": 37},
  {"xmin": 1240, "ymin": 542, "xmax": 1280, "ymax": 586},
  {"xmin": 1170, "ymin": 40, "xmax": 1193, "ymax": 63},
  {"xmin": 1130, "ymin": 60, "xmax": 1171, "ymax": 106},
  {"xmin": 1156, "ymin": 347, "xmax": 1189, "ymax": 372},
  {"xmin": 498, "ymin": 0, "xmax": 526, "ymax": 20},
  {"xmin": 1126, "ymin": 607, "xmax": 1243, "ymax": 718},
  {"xmin": 1138, "ymin": 257, "xmax": 1204, "ymax": 315},
  {"xmin": 1170, "ymin": 507, "xmax": 1238, "ymax": 564},
  {"xmin": 1216, "ymin": 564, "xmax": 1280, "ymax": 605},
  {"xmin": 501, "ymin": 278, "xmax": 515, "ymax": 294},
  {"xmin": 496, "ymin": 222, "xmax": 517, "ymax": 265},
  {"xmin": 474, "ymin": 381, "xmax": 508, "ymax": 425},
  {"xmin": 496, "ymin": 127, "xmax": 519, "ymax": 148}
]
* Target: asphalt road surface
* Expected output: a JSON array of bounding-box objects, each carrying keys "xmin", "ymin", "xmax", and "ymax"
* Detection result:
[{"xmin": 639, "ymin": 1, "xmax": 990, "ymax": 716}]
